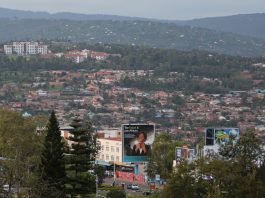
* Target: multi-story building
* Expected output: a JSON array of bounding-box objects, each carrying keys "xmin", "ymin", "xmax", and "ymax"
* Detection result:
[
  {"xmin": 97, "ymin": 137, "xmax": 122, "ymax": 163},
  {"xmin": 26, "ymin": 42, "xmax": 38, "ymax": 55},
  {"xmin": 60, "ymin": 126, "xmax": 123, "ymax": 163},
  {"xmin": 37, "ymin": 45, "xmax": 48, "ymax": 54},
  {"xmin": 13, "ymin": 42, "xmax": 25, "ymax": 55},
  {"xmin": 4, "ymin": 45, "xmax": 13, "ymax": 55},
  {"xmin": 3, "ymin": 42, "xmax": 48, "ymax": 55}
]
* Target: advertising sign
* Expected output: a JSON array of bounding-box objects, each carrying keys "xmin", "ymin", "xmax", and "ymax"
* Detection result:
[
  {"xmin": 205, "ymin": 128, "xmax": 239, "ymax": 146},
  {"xmin": 175, "ymin": 147, "xmax": 182, "ymax": 162},
  {"xmin": 215, "ymin": 128, "xmax": 239, "ymax": 145},
  {"xmin": 122, "ymin": 124, "xmax": 155, "ymax": 162},
  {"xmin": 175, "ymin": 146, "xmax": 195, "ymax": 162}
]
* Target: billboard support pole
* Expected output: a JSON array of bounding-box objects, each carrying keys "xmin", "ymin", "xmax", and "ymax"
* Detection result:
[{"xmin": 113, "ymin": 160, "xmax": 116, "ymax": 183}]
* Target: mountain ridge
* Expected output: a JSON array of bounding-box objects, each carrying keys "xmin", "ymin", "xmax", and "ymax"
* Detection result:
[
  {"xmin": 1, "ymin": 7, "xmax": 265, "ymax": 39},
  {"xmin": 1, "ymin": 18, "xmax": 265, "ymax": 57},
  {"xmin": 1, "ymin": 8, "xmax": 265, "ymax": 57}
]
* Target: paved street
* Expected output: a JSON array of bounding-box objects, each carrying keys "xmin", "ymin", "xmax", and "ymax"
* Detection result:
[{"xmin": 103, "ymin": 176, "xmax": 151, "ymax": 197}]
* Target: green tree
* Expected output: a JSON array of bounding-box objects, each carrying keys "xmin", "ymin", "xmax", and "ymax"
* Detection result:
[
  {"xmin": 160, "ymin": 129, "xmax": 265, "ymax": 198},
  {"xmin": 0, "ymin": 109, "xmax": 43, "ymax": 197},
  {"xmin": 94, "ymin": 165, "xmax": 106, "ymax": 187},
  {"xmin": 147, "ymin": 132, "xmax": 186, "ymax": 179},
  {"xmin": 39, "ymin": 110, "xmax": 66, "ymax": 198},
  {"xmin": 161, "ymin": 162, "xmax": 197, "ymax": 198},
  {"xmin": 65, "ymin": 116, "xmax": 99, "ymax": 197},
  {"xmin": 106, "ymin": 190, "xmax": 126, "ymax": 198}
]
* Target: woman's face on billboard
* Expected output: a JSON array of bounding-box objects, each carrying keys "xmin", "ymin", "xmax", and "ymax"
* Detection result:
[{"xmin": 138, "ymin": 133, "xmax": 145, "ymax": 143}]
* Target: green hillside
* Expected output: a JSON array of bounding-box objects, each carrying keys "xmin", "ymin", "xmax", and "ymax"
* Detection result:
[{"xmin": 1, "ymin": 19, "xmax": 265, "ymax": 57}]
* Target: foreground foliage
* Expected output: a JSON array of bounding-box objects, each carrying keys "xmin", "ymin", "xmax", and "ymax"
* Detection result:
[
  {"xmin": 157, "ymin": 130, "xmax": 265, "ymax": 198},
  {"xmin": 65, "ymin": 116, "xmax": 99, "ymax": 197},
  {"xmin": 39, "ymin": 111, "xmax": 66, "ymax": 197}
]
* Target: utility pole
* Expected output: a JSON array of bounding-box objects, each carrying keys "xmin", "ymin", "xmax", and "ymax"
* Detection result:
[
  {"xmin": 113, "ymin": 160, "xmax": 116, "ymax": 183},
  {"xmin": 96, "ymin": 174, "xmax": 98, "ymax": 197}
]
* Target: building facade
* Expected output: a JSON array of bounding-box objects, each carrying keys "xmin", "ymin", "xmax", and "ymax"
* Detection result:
[
  {"xmin": 4, "ymin": 42, "xmax": 48, "ymax": 55},
  {"xmin": 97, "ymin": 137, "xmax": 122, "ymax": 163},
  {"xmin": 3, "ymin": 45, "xmax": 13, "ymax": 55}
]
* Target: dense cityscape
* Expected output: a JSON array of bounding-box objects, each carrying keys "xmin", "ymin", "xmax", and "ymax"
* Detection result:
[{"xmin": 0, "ymin": 3, "xmax": 265, "ymax": 198}]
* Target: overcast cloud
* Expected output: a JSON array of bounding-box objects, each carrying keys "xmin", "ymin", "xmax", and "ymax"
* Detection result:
[{"xmin": 0, "ymin": 0, "xmax": 264, "ymax": 20}]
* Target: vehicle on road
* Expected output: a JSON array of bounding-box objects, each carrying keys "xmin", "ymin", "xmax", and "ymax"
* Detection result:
[
  {"xmin": 131, "ymin": 184, "xmax": 139, "ymax": 190},
  {"xmin": 127, "ymin": 183, "xmax": 132, "ymax": 189}
]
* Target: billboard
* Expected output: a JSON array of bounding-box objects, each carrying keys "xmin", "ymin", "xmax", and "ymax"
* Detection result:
[
  {"xmin": 175, "ymin": 146, "xmax": 195, "ymax": 162},
  {"xmin": 205, "ymin": 128, "xmax": 239, "ymax": 146},
  {"xmin": 122, "ymin": 124, "xmax": 155, "ymax": 162}
]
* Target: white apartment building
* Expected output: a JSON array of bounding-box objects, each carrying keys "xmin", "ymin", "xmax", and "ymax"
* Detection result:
[
  {"xmin": 3, "ymin": 42, "xmax": 48, "ymax": 55},
  {"xmin": 37, "ymin": 45, "xmax": 48, "ymax": 54},
  {"xmin": 97, "ymin": 137, "xmax": 122, "ymax": 163},
  {"xmin": 13, "ymin": 42, "xmax": 25, "ymax": 55},
  {"xmin": 26, "ymin": 42, "xmax": 38, "ymax": 54},
  {"xmin": 4, "ymin": 45, "xmax": 13, "ymax": 55}
]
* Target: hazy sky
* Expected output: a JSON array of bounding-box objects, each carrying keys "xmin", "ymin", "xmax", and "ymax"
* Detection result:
[{"xmin": 0, "ymin": 0, "xmax": 264, "ymax": 20}]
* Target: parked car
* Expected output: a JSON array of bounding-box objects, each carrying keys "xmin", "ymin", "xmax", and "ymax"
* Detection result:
[
  {"xmin": 131, "ymin": 184, "xmax": 139, "ymax": 190},
  {"xmin": 127, "ymin": 184, "xmax": 132, "ymax": 189},
  {"xmin": 2, "ymin": 184, "xmax": 15, "ymax": 192}
]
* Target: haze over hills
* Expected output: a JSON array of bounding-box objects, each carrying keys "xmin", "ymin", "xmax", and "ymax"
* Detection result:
[
  {"xmin": 179, "ymin": 13, "xmax": 265, "ymax": 40},
  {"xmin": 0, "ymin": 7, "xmax": 154, "ymax": 21},
  {"xmin": 1, "ymin": 7, "xmax": 265, "ymax": 39},
  {"xmin": 0, "ymin": 7, "xmax": 265, "ymax": 57}
]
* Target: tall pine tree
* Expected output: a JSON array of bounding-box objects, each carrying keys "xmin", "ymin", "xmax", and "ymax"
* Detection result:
[
  {"xmin": 40, "ymin": 110, "xmax": 66, "ymax": 198},
  {"xmin": 65, "ymin": 116, "xmax": 99, "ymax": 197}
]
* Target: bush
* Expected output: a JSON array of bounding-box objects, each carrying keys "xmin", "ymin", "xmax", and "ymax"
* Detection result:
[
  {"xmin": 106, "ymin": 189, "xmax": 126, "ymax": 198},
  {"xmin": 99, "ymin": 186, "xmax": 122, "ymax": 191}
]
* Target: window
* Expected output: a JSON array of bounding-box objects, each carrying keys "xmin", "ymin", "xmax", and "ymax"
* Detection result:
[
  {"xmin": 111, "ymin": 155, "xmax": 114, "ymax": 161},
  {"xmin": 116, "ymin": 156, "xmax": 119, "ymax": 161},
  {"xmin": 106, "ymin": 146, "xmax": 109, "ymax": 151},
  {"xmin": 106, "ymin": 155, "xmax": 109, "ymax": 160},
  {"xmin": 116, "ymin": 147, "xmax": 119, "ymax": 152},
  {"xmin": 101, "ymin": 145, "xmax": 104, "ymax": 151},
  {"xmin": 111, "ymin": 146, "xmax": 114, "ymax": 152},
  {"xmin": 101, "ymin": 155, "xmax": 104, "ymax": 160}
]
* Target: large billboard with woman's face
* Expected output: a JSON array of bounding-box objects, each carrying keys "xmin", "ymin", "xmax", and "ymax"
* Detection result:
[{"xmin": 122, "ymin": 124, "xmax": 155, "ymax": 162}]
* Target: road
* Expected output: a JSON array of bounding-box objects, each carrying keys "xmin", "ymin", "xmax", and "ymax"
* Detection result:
[{"xmin": 102, "ymin": 176, "xmax": 151, "ymax": 197}]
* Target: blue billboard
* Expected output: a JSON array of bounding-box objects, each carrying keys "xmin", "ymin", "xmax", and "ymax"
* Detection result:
[{"xmin": 122, "ymin": 124, "xmax": 155, "ymax": 162}]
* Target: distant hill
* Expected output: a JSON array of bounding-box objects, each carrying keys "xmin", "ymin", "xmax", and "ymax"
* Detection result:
[
  {"xmin": 1, "ymin": 18, "xmax": 265, "ymax": 57},
  {"xmin": 1, "ymin": 8, "xmax": 265, "ymax": 57},
  {"xmin": 0, "ymin": 7, "xmax": 153, "ymax": 21},
  {"xmin": 1, "ymin": 8, "xmax": 265, "ymax": 39},
  {"xmin": 1, "ymin": 8, "xmax": 265, "ymax": 40},
  {"xmin": 180, "ymin": 13, "xmax": 265, "ymax": 40}
]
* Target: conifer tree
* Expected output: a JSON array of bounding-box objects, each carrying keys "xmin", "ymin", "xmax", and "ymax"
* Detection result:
[
  {"xmin": 40, "ymin": 110, "xmax": 66, "ymax": 198},
  {"xmin": 65, "ymin": 116, "xmax": 99, "ymax": 197}
]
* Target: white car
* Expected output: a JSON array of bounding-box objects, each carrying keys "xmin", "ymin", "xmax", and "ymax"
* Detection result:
[
  {"xmin": 131, "ymin": 184, "xmax": 139, "ymax": 190},
  {"xmin": 3, "ymin": 184, "xmax": 15, "ymax": 192}
]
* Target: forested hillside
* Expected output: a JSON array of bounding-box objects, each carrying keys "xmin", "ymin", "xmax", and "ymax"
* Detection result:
[{"xmin": 1, "ymin": 19, "xmax": 265, "ymax": 57}]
